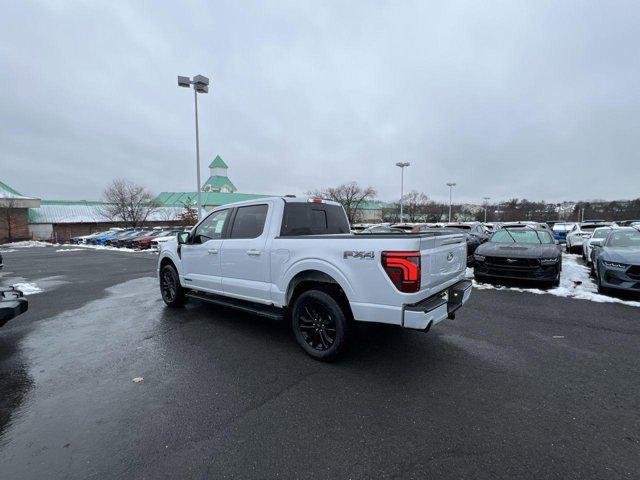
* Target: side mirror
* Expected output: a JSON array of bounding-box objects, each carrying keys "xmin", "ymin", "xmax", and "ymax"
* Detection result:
[
  {"xmin": 591, "ymin": 239, "xmax": 603, "ymax": 247},
  {"xmin": 177, "ymin": 232, "xmax": 190, "ymax": 244}
]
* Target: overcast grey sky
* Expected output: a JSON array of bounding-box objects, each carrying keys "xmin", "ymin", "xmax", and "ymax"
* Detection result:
[{"xmin": 1, "ymin": 0, "xmax": 639, "ymax": 203}]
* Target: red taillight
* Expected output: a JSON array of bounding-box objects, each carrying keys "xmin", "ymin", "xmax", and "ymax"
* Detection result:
[
  {"xmin": 381, "ymin": 251, "xmax": 421, "ymax": 293},
  {"xmin": 308, "ymin": 198, "xmax": 325, "ymax": 203}
]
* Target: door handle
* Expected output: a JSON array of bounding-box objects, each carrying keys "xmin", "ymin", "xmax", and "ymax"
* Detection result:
[
  {"xmin": 208, "ymin": 248, "xmax": 219, "ymax": 255},
  {"xmin": 246, "ymin": 249, "xmax": 261, "ymax": 256}
]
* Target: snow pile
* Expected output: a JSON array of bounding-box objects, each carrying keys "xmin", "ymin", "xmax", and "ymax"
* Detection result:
[
  {"xmin": 1, "ymin": 240, "xmax": 58, "ymax": 248},
  {"xmin": 12, "ymin": 282, "xmax": 43, "ymax": 295},
  {"xmin": 468, "ymin": 254, "xmax": 640, "ymax": 308}
]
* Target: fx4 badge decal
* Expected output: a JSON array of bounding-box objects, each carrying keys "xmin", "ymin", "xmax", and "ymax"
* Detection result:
[{"xmin": 344, "ymin": 250, "xmax": 375, "ymax": 260}]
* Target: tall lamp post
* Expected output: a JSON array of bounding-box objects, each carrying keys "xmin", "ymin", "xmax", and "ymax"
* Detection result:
[
  {"xmin": 396, "ymin": 162, "xmax": 410, "ymax": 223},
  {"xmin": 483, "ymin": 197, "xmax": 491, "ymax": 223},
  {"xmin": 446, "ymin": 182, "xmax": 456, "ymax": 222},
  {"xmin": 178, "ymin": 74, "xmax": 210, "ymax": 221}
]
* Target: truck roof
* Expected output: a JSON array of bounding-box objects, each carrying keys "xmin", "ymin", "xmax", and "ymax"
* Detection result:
[{"xmin": 204, "ymin": 196, "xmax": 342, "ymax": 210}]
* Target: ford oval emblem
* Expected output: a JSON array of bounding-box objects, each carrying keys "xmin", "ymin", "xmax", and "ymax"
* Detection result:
[{"xmin": 447, "ymin": 252, "xmax": 454, "ymax": 262}]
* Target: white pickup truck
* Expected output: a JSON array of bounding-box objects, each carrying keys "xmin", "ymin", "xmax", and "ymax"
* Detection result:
[{"xmin": 157, "ymin": 197, "xmax": 472, "ymax": 360}]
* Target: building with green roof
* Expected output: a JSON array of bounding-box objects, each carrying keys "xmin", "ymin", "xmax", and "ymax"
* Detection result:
[
  {"xmin": 202, "ymin": 155, "xmax": 236, "ymax": 193},
  {"xmin": 156, "ymin": 155, "xmax": 275, "ymax": 210},
  {"xmin": 1, "ymin": 180, "xmax": 41, "ymax": 243}
]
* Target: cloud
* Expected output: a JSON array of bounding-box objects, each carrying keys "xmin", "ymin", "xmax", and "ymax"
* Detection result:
[{"xmin": 1, "ymin": 0, "xmax": 638, "ymax": 203}]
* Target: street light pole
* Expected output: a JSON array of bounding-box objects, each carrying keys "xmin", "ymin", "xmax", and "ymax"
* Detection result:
[
  {"xmin": 483, "ymin": 197, "xmax": 491, "ymax": 223},
  {"xmin": 193, "ymin": 87, "xmax": 202, "ymax": 222},
  {"xmin": 446, "ymin": 182, "xmax": 456, "ymax": 222},
  {"xmin": 178, "ymin": 74, "xmax": 210, "ymax": 221},
  {"xmin": 395, "ymin": 162, "xmax": 410, "ymax": 223}
]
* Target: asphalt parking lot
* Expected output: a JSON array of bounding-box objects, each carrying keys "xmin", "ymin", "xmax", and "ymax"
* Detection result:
[{"xmin": 0, "ymin": 247, "xmax": 638, "ymax": 479}]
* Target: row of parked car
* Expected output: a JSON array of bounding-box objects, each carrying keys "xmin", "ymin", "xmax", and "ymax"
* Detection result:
[
  {"xmin": 353, "ymin": 219, "xmax": 640, "ymax": 293},
  {"xmin": 70, "ymin": 226, "xmax": 192, "ymax": 250}
]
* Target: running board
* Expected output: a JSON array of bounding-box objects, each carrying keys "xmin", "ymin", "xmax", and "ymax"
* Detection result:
[{"xmin": 185, "ymin": 291, "xmax": 286, "ymax": 321}]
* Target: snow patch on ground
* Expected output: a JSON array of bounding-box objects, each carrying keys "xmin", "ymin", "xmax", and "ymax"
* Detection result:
[
  {"xmin": 12, "ymin": 282, "xmax": 43, "ymax": 295},
  {"xmin": 1, "ymin": 240, "xmax": 58, "ymax": 248},
  {"xmin": 0, "ymin": 249, "xmax": 17, "ymax": 253},
  {"xmin": 55, "ymin": 248, "xmax": 85, "ymax": 252},
  {"xmin": 467, "ymin": 254, "xmax": 640, "ymax": 308}
]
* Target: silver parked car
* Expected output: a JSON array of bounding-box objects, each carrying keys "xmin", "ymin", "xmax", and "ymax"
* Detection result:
[
  {"xmin": 591, "ymin": 227, "xmax": 640, "ymax": 294},
  {"xmin": 583, "ymin": 226, "xmax": 616, "ymax": 265},
  {"xmin": 565, "ymin": 221, "xmax": 614, "ymax": 254}
]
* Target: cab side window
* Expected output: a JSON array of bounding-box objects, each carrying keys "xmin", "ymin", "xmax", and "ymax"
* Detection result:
[
  {"xmin": 193, "ymin": 209, "xmax": 229, "ymax": 244},
  {"xmin": 229, "ymin": 204, "xmax": 268, "ymax": 239}
]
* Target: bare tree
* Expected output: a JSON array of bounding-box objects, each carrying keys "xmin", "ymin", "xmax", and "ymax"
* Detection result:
[
  {"xmin": 308, "ymin": 182, "xmax": 376, "ymax": 223},
  {"xmin": 401, "ymin": 191, "xmax": 432, "ymax": 222},
  {"xmin": 100, "ymin": 179, "xmax": 160, "ymax": 228}
]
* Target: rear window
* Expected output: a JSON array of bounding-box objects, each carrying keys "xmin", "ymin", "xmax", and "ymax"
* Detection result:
[
  {"xmin": 280, "ymin": 203, "xmax": 350, "ymax": 236},
  {"xmin": 553, "ymin": 223, "xmax": 573, "ymax": 232}
]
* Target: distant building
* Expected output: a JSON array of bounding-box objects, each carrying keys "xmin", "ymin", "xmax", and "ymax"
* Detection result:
[
  {"xmin": 201, "ymin": 155, "xmax": 237, "ymax": 193},
  {"xmin": 27, "ymin": 200, "xmax": 182, "ymax": 242},
  {"xmin": 155, "ymin": 155, "xmax": 390, "ymax": 223},
  {"xmin": 155, "ymin": 155, "xmax": 273, "ymax": 211},
  {"xmin": 0, "ymin": 180, "xmax": 41, "ymax": 243}
]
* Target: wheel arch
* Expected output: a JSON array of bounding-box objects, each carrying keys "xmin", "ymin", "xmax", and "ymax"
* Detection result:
[
  {"xmin": 159, "ymin": 256, "xmax": 177, "ymax": 271},
  {"xmin": 285, "ymin": 269, "xmax": 354, "ymax": 321}
]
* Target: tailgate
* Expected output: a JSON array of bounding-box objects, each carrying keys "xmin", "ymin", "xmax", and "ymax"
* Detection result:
[{"xmin": 419, "ymin": 234, "xmax": 467, "ymax": 291}]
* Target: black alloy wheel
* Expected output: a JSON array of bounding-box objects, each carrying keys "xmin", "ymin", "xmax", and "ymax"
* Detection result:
[
  {"xmin": 160, "ymin": 264, "xmax": 185, "ymax": 307},
  {"xmin": 298, "ymin": 300, "xmax": 337, "ymax": 351},
  {"xmin": 292, "ymin": 290, "xmax": 349, "ymax": 361}
]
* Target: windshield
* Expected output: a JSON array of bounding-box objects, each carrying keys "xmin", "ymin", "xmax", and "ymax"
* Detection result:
[
  {"xmin": 606, "ymin": 230, "xmax": 640, "ymax": 248},
  {"xmin": 592, "ymin": 228, "xmax": 613, "ymax": 239},
  {"xmin": 491, "ymin": 229, "xmax": 554, "ymax": 244}
]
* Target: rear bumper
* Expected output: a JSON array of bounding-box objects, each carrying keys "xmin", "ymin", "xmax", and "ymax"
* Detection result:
[
  {"xmin": 553, "ymin": 234, "xmax": 567, "ymax": 243},
  {"xmin": 402, "ymin": 280, "xmax": 472, "ymax": 330},
  {"xmin": 567, "ymin": 237, "xmax": 584, "ymax": 247}
]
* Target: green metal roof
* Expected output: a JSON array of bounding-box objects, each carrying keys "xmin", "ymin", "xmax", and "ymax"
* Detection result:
[
  {"xmin": 155, "ymin": 191, "xmax": 270, "ymax": 207},
  {"xmin": 0, "ymin": 180, "xmax": 24, "ymax": 197},
  {"xmin": 40, "ymin": 199, "xmax": 106, "ymax": 206},
  {"xmin": 358, "ymin": 200, "xmax": 394, "ymax": 210},
  {"xmin": 208, "ymin": 155, "xmax": 228, "ymax": 169},
  {"xmin": 202, "ymin": 175, "xmax": 237, "ymax": 191}
]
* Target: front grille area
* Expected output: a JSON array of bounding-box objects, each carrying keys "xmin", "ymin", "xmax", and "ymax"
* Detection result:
[
  {"xmin": 626, "ymin": 265, "xmax": 640, "ymax": 278},
  {"xmin": 485, "ymin": 256, "xmax": 540, "ymax": 268},
  {"xmin": 476, "ymin": 260, "xmax": 558, "ymax": 280}
]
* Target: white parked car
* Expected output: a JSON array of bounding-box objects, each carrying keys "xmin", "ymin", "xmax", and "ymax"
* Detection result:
[
  {"xmin": 566, "ymin": 221, "xmax": 615, "ymax": 254},
  {"xmin": 157, "ymin": 197, "xmax": 472, "ymax": 360},
  {"xmin": 582, "ymin": 226, "xmax": 617, "ymax": 265}
]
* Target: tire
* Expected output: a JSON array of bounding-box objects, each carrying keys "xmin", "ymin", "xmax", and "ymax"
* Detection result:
[
  {"xmin": 159, "ymin": 264, "xmax": 186, "ymax": 307},
  {"xmin": 291, "ymin": 290, "xmax": 350, "ymax": 361},
  {"xmin": 596, "ymin": 269, "xmax": 608, "ymax": 295}
]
